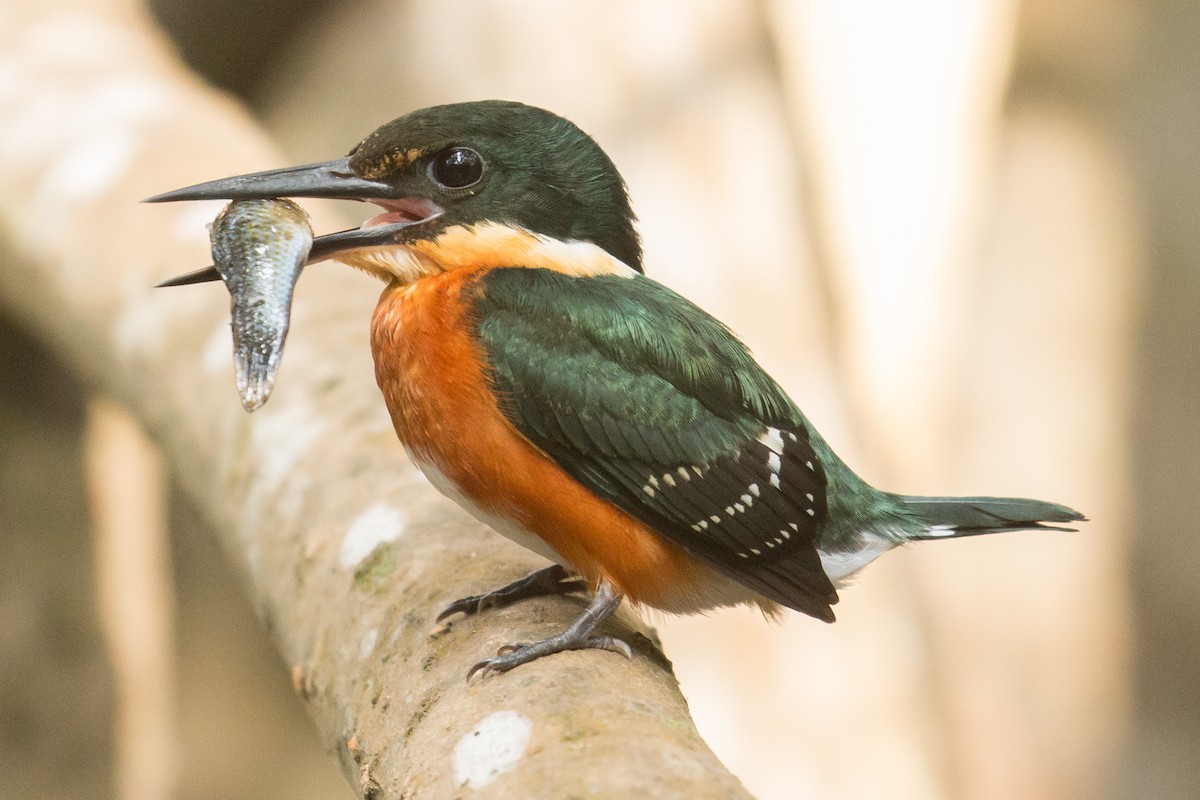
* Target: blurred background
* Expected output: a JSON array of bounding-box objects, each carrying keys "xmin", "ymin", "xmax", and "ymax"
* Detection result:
[{"xmin": 1, "ymin": 0, "xmax": 1196, "ymax": 798}]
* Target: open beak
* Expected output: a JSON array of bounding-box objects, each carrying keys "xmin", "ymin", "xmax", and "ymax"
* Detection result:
[{"xmin": 146, "ymin": 157, "xmax": 443, "ymax": 286}]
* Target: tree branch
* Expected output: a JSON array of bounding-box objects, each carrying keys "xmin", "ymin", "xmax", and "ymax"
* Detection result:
[{"xmin": 0, "ymin": 3, "xmax": 753, "ymax": 797}]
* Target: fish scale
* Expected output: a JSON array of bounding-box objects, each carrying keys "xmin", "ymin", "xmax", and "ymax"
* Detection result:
[{"xmin": 209, "ymin": 198, "xmax": 313, "ymax": 412}]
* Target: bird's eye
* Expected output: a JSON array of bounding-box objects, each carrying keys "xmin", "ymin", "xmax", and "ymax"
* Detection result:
[{"xmin": 429, "ymin": 147, "xmax": 484, "ymax": 189}]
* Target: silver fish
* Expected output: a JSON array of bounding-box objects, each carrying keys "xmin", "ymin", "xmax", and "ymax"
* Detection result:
[{"xmin": 209, "ymin": 198, "xmax": 313, "ymax": 412}]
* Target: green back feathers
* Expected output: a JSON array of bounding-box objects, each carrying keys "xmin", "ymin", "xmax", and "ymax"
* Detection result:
[
  {"xmin": 472, "ymin": 268, "xmax": 840, "ymax": 618},
  {"xmin": 475, "ymin": 268, "xmax": 795, "ymax": 435}
]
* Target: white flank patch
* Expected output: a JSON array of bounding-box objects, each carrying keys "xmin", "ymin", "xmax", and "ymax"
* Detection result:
[
  {"xmin": 453, "ymin": 710, "xmax": 532, "ymax": 789},
  {"xmin": 926, "ymin": 524, "xmax": 958, "ymax": 537},
  {"xmin": 416, "ymin": 459, "xmax": 564, "ymax": 565},
  {"xmin": 819, "ymin": 533, "xmax": 895, "ymax": 584},
  {"xmin": 339, "ymin": 503, "xmax": 406, "ymax": 568}
]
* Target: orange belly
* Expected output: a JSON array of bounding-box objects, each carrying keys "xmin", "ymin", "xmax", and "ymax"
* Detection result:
[{"xmin": 369, "ymin": 267, "xmax": 765, "ymax": 614}]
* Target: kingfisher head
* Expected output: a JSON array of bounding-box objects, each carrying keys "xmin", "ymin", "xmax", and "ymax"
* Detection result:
[{"xmin": 148, "ymin": 101, "xmax": 642, "ymax": 281}]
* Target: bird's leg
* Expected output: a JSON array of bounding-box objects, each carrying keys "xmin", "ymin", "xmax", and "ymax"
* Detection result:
[
  {"xmin": 467, "ymin": 579, "xmax": 630, "ymax": 680},
  {"xmin": 437, "ymin": 564, "xmax": 586, "ymax": 622}
]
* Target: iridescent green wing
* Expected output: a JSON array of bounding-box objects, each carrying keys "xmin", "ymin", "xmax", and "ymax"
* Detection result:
[{"xmin": 472, "ymin": 268, "xmax": 838, "ymax": 620}]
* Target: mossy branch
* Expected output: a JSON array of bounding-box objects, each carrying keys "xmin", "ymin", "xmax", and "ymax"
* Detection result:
[{"xmin": 0, "ymin": 3, "xmax": 753, "ymax": 798}]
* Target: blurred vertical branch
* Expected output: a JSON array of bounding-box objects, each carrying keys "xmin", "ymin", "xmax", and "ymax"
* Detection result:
[
  {"xmin": 763, "ymin": 2, "xmax": 1132, "ymax": 800},
  {"xmin": 1116, "ymin": 0, "xmax": 1200, "ymax": 797},
  {"xmin": 0, "ymin": 320, "xmax": 114, "ymax": 799},
  {"xmin": 85, "ymin": 400, "xmax": 179, "ymax": 800}
]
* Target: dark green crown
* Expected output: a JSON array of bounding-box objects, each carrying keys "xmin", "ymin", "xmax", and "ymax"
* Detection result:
[{"xmin": 348, "ymin": 100, "xmax": 643, "ymax": 271}]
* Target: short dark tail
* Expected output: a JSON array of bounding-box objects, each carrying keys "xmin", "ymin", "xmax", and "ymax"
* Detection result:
[{"xmin": 899, "ymin": 495, "xmax": 1086, "ymax": 539}]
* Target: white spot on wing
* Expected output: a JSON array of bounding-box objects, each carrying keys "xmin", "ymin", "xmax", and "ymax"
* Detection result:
[
  {"xmin": 339, "ymin": 503, "xmax": 406, "ymax": 568},
  {"xmin": 758, "ymin": 427, "xmax": 785, "ymax": 455},
  {"xmin": 453, "ymin": 710, "xmax": 532, "ymax": 789}
]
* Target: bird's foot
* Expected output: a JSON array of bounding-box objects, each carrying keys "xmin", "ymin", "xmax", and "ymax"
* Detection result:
[
  {"xmin": 437, "ymin": 564, "xmax": 586, "ymax": 622},
  {"xmin": 465, "ymin": 579, "xmax": 626, "ymax": 680},
  {"xmin": 468, "ymin": 634, "xmax": 631, "ymax": 681}
]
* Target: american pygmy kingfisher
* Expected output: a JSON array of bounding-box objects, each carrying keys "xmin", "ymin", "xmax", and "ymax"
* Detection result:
[{"xmin": 150, "ymin": 100, "xmax": 1085, "ymax": 678}]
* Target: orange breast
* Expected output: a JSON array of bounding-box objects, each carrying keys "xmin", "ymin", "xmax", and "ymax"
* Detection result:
[{"xmin": 369, "ymin": 267, "xmax": 757, "ymax": 614}]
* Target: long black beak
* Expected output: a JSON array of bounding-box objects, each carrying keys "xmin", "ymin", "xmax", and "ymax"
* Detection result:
[
  {"xmin": 154, "ymin": 223, "xmax": 437, "ymax": 287},
  {"xmin": 148, "ymin": 158, "xmax": 442, "ymax": 287},
  {"xmin": 143, "ymin": 157, "xmax": 393, "ymax": 203}
]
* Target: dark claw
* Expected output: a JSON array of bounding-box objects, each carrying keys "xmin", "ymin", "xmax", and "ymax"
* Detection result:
[
  {"xmin": 466, "ymin": 634, "xmax": 632, "ymax": 682},
  {"xmin": 465, "ymin": 580, "xmax": 630, "ymax": 680},
  {"xmin": 585, "ymin": 636, "xmax": 634, "ymax": 660},
  {"xmin": 436, "ymin": 564, "xmax": 586, "ymax": 623},
  {"xmin": 436, "ymin": 593, "xmax": 498, "ymax": 623}
]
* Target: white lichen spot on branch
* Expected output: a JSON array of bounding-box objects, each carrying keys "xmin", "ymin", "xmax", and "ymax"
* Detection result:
[
  {"xmin": 453, "ymin": 710, "xmax": 533, "ymax": 789},
  {"xmin": 340, "ymin": 503, "xmax": 406, "ymax": 568},
  {"xmin": 249, "ymin": 400, "xmax": 327, "ymax": 494},
  {"xmin": 359, "ymin": 628, "xmax": 378, "ymax": 659}
]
